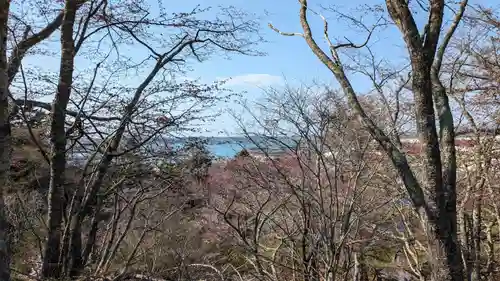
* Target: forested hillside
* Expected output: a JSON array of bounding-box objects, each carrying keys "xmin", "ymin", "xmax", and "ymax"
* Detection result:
[{"xmin": 0, "ymin": 1, "xmax": 498, "ymax": 281}]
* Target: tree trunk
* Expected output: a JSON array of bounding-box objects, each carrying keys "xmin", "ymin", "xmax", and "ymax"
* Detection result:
[
  {"xmin": 413, "ymin": 67, "xmax": 462, "ymax": 280},
  {"xmin": 472, "ymin": 202, "xmax": 481, "ymax": 281},
  {"xmin": 81, "ymin": 204, "xmax": 102, "ymax": 266},
  {"xmin": 41, "ymin": 1, "xmax": 78, "ymax": 278},
  {"xmin": 0, "ymin": 1, "xmax": 11, "ymax": 280}
]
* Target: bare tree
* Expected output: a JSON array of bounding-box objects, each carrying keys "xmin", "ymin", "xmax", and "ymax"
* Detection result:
[
  {"xmin": 269, "ymin": 1, "xmax": 471, "ymax": 279},
  {"xmin": 4, "ymin": 0, "xmax": 261, "ymax": 279},
  {"xmin": 42, "ymin": 0, "xmax": 83, "ymax": 277},
  {"xmin": 213, "ymin": 87, "xmax": 404, "ymax": 281},
  {"xmin": 441, "ymin": 6, "xmax": 500, "ymax": 280},
  {"xmin": 0, "ymin": 2, "xmax": 90, "ymax": 278}
]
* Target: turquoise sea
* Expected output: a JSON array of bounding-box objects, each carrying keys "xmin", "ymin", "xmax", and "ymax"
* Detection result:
[
  {"xmin": 67, "ymin": 136, "xmax": 295, "ymax": 165},
  {"xmin": 206, "ymin": 142, "xmax": 253, "ymax": 158}
]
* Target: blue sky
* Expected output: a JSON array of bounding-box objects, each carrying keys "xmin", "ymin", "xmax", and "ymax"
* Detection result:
[
  {"xmin": 180, "ymin": 0, "xmax": 409, "ymax": 135},
  {"xmin": 174, "ymin": 0, "xmax": 497, "ymax": 136},
  {"xmin": 19, "ymin": 0, "xmax": 498, "ymax": 136}
]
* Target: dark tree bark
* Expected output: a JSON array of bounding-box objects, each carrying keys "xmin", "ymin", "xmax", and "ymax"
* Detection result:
[{"xmin": 0, "ymin": 1, "xmax": 11, "ymax": 280}]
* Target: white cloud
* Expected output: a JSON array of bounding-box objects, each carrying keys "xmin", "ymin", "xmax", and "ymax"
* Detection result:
[{"xmin": 222, "ymin": 74, "xmax": 284, "ymax": 87}]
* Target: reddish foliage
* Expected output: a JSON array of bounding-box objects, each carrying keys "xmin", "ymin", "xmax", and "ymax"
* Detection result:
[{"xmin": 206, "ymin": 150, "xmax": 370, "ymax": 212}]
